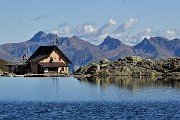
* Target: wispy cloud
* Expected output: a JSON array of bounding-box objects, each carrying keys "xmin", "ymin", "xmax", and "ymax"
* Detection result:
[
  {"xmin": 95, "ymin": 19, "xmax": 117, "ymax": 40},
  {"xmin": 30, "ymin": 14, "xmax": 47, "ymax": 22},
  {"xmin": 113, "ymin": 27, "xmax": 153, "ymax": 45},
  {"xmin": 155, "ymin": 29, "xmax": 177, "ymax": 40},
  {"xmin": 75, "ymin": 23, "xmax": 97, "ymax": 38},
  {"xmin": 114, "ymin": 18, "xmax": 139, "ymax": 33},
  {"xmin": 17, "ymin": 20, "xmax": 23, "ymax": 24},
  {"xmin": 52, "ymin": 23, "xmax": 74, "ymax": 35},
  {"xmin": 46, "ymin": 18, "xmax": 180, "ymax": 45},
  {"xmin": 97, "ymin": 19, "xmax": 116, "ymax": 35},
  {"xmin": 122, "ymin": 0, "xmax": 135, "ymax": 3}
]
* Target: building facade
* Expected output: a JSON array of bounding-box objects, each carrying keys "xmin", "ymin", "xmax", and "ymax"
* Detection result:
[{"xmin": 26, "ymin": 46, "xmax": 71, "ymax": 74}]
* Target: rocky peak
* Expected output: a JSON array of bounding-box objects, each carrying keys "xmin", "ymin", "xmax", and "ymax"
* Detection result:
[
  {"xmin": 134, "ymin": 37, "xmax": 153, "ymax": 48},
  {"xmin": 72, "ymin": 35, "xmax": 78, "ymax": 39},
  {"xmin": 29, "ymin": 31, "xmax": 48, "ymax": 42},
  {"xmin": 133, "ymin": 37, "xmax": 157, "ymax": 54},
  {"xmin": 98, "ymin": 36, "xmax": 123, "ymax": 51}
]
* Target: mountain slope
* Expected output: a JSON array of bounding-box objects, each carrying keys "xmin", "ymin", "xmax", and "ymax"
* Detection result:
[
  {"xmin": 133, "ymin": 37, "xmax": 180, "ymax": 58},
  {"xmin": 0, "ymin": 31, "xmax": 180, "ymax": 71},
  {"xmin": 0, "ymin": 47, "xmax": 18, "ymax": 62},
  {"xmin": 0, "ymin": 42, "xmax": 39, "ymax": 60},
  {"xmin": 57, "ymin": 36, "xmax": 105, "ymax": 67},
  {"xmin": 98, "ymin": 36, "xmax": 134, "ymax": 60}
]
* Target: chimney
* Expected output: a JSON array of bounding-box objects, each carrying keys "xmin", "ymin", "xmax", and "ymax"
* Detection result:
[{"xmin": 55, "ymin": 34, "xmax": 59, "ymax": 46}]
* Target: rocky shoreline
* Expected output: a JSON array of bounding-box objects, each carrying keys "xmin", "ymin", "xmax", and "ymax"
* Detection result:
[{"xmin": 74, "ymin": 56, "xmax": 180, "ymax": 79}]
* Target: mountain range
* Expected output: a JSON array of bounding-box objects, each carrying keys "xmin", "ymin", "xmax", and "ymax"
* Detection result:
[{"xmin": 0, "ymin": 31, "xmax": 180, "ymax": 71}]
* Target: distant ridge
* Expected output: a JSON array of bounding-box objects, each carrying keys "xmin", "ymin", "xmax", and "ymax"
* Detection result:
[
  {"xmin": 98, "ymin": 36, "xmax": 125, "ymax": 51},
  {"xmin": 0, "ymin": 31, "xmax": 180, "ymax": 71},
  {"xmin": 133, "ymin": 37, "xmax": 180, "ymax": 58}
]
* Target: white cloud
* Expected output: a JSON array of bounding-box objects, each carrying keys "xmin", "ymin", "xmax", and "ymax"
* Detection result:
[
  {"xmin": 163, "ymin": 30, "xmax": 176, "ymax": 39},
  {"xmin": 109, "ymin": 19, "xmax": 117, "ymax": 26},
  {"xmin": 114, "ymin": 18, "xmax": 139, "ymax": 33},
  {"xmin": 57, "ymin": 23, "xmax": 73, "ymax": 35},
  {"xmin": 124, "ymin": 18, "xmax": 139, "ymax": 30},
  {"xmin": 50, "ymin": 23, "xmax": 73, "ymax": 36},
  {"xmin": 136, "ymin": 27, "xmax": 153, "ymax": 40},
  {"xmin": 84, "ymin": 25, "xmax": 96, "ymax": 33},
  {"xmin": 75, "ymin": 23, "xmax": 97, "ymax": 38},
  {"xmin": 154, "ymin": 29, "xmax": 179, "ymax": 40},
  {"xmin": 113, "ymin": 27, "xmax": 153, "ymax": 45},
  {"xmin": 46, "ymin": 18, "xmax": 180, "ymax": 45},
  {"xmin": 93, "ymin": 19, "xmax": 117, "ymax": 41},
  {"xmin": 73, "ymin": 19, "xmax": 116, "ymax": 42},
  {"xmin": 144, "ymin": 27, "xmax": 152, "ymax": 34},
  {"xmin": 98, "ymin": 33, "xmax": 109, "ymax": 41},
  {"xmin": 60, "ymin": 26, "xmax": 72, "ymax": 35},
  {"xmin": 51, "ymin": 30, "xmax": 59, "ymax": 34},
  {"xmin": 97, "ymin": 19, "xmax": 117, "ymax": 35}
]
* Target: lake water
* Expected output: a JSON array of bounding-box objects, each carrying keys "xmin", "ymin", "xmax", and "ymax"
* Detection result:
[{"xmin": 0, "ymin": 77, "xmax": 180, "ymax": 119}]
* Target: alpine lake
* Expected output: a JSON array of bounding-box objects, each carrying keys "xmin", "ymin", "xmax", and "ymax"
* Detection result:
[{"xmin": 0, "ymin": 76, "xmax": 180, "ymax": 119}]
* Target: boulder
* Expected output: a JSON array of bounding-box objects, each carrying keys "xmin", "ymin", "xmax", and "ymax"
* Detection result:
[
  {"xmin": 125, "ymin": 56, "xmax": 143, "ymax": 63},
  {"xmin": 99, "ymin": 58, "xmax": 110, "ymax": 64},
  {"xmin": 99, "ymin": 58, "xmax": 111, "ymax": 69},
  {"xmin": 0, "ymin": 69, "xmax": 3, "ymax": 75},
  {"xmin": 86, "ymin": 63, "xmax": 100, "ymax": 74}
]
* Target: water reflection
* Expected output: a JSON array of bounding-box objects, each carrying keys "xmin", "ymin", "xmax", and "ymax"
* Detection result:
[
  {"xmin": 38, "ymin": 77, "xmax": 60, "ymax": 97},
  {"xmin": 77, "ymin": 76, "xmax": 180, "ymax": 91},
  {"xmin": 0, "ymin": 77, "xmax": 180, "ymax": 102}
]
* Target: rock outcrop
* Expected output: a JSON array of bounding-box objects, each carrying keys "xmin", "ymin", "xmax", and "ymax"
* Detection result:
[
  {"xmin": 0, "ymin": 69, "xmax": 3, "ymax": 75},
  {"xmin": 0, "ymin": 59, "xmax": 9, "ymax": 74},
  {"xmin": 74, "ymin": 56, "xmax": 180, "ymax": 78}
]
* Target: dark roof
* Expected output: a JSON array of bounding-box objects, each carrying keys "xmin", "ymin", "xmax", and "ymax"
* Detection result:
[
  {"xmin": 27, "ymin": 46, "xmax": 71, "ymax": 63},
  {"xmin": 27, "ymin": 55, "xmax": 49, "ymax": 62},
  {"xmin": 38, "ymin": 62, "xmax": 67, "ymax": 67},
  {"xmin": 5, "ymin": 63, "xmax": 27, "ymax": 66}
]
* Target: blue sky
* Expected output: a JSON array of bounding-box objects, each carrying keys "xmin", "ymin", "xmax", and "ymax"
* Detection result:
[{"xmin": 0, "ymin": 0, "xmax": 180, "ymax": 45}]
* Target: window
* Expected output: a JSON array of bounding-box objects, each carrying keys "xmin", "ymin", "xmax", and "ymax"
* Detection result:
[
  {"xmin": 61, "ymin": 67, "xmax": 64, "ymax": 71},
  {"xmin": 50, "ymin": 57, "xmax": 53, "ymax": 62},
  {"xmin": 44, "ymin": 68, "xmax": 48, "ymax": 73},
  {"xmin": 59, "ymin": 56, "xmax": 61, "ymax": 61}
]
